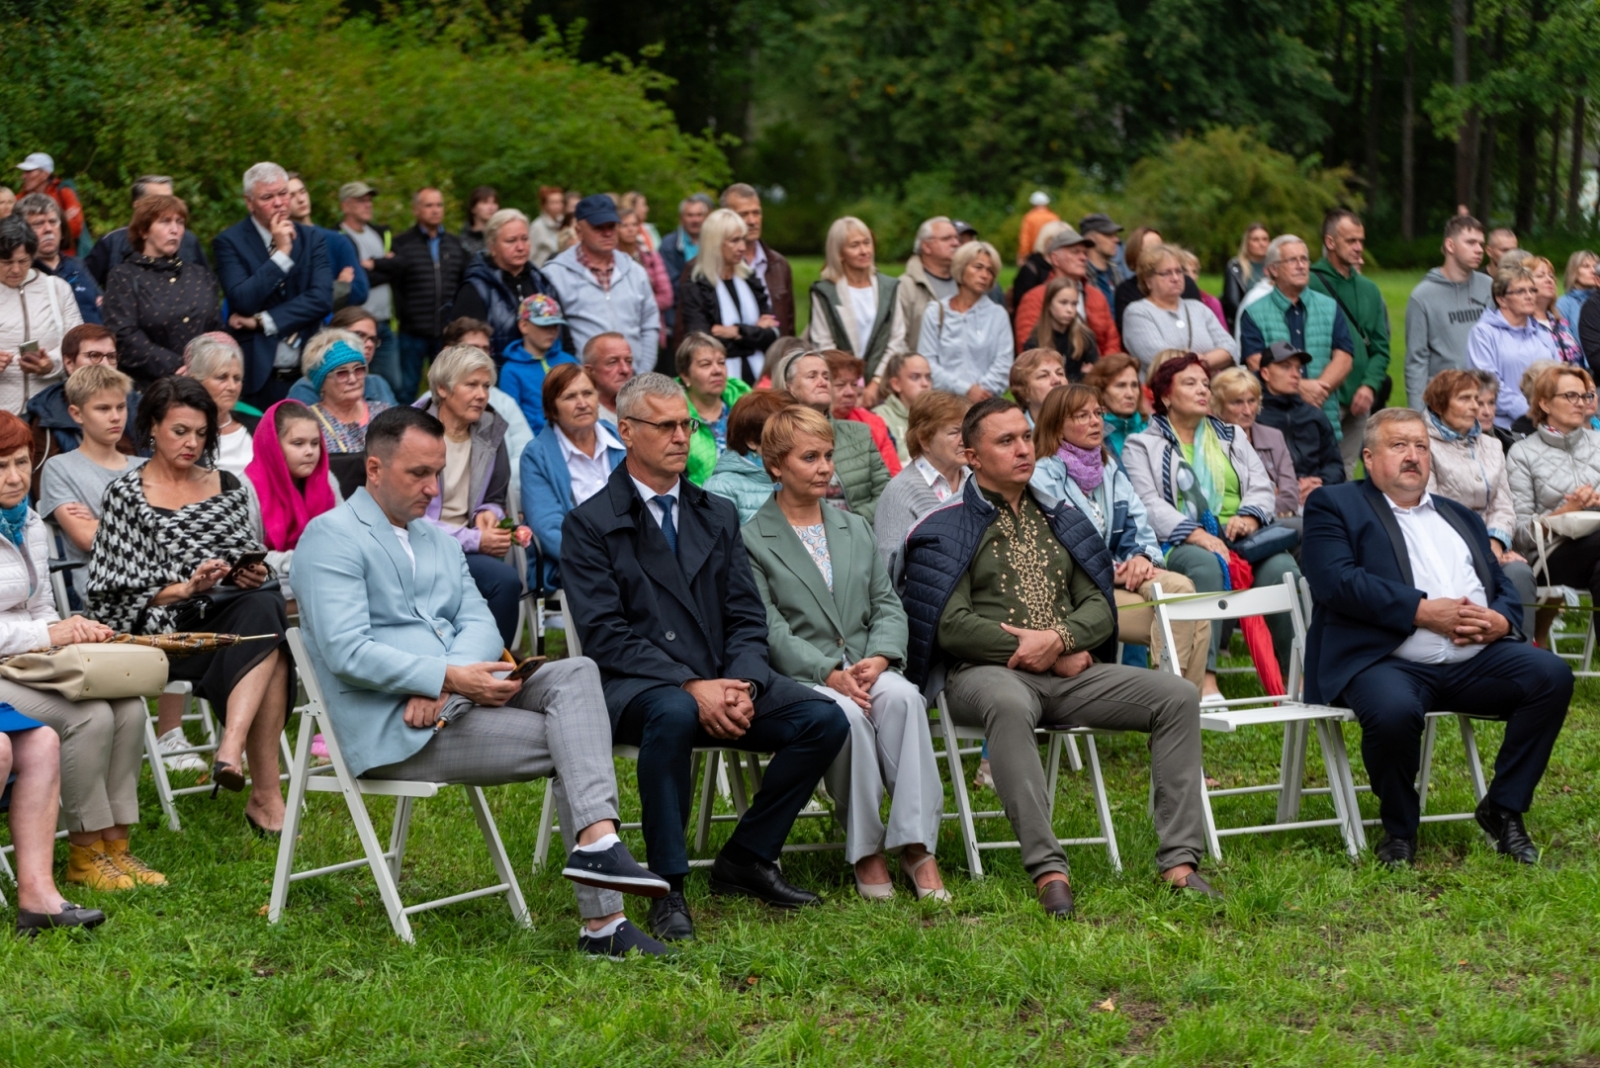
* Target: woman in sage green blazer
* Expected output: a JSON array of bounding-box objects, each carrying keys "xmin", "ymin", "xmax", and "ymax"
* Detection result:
[{"xmin": 741, "ymin": 406, "xmax": 948, "ymax": 902}]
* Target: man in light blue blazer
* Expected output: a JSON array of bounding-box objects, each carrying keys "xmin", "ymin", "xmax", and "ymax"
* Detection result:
[{"xmin": 295, "ymin": 405, "xmax": 672, "ymax": 958}]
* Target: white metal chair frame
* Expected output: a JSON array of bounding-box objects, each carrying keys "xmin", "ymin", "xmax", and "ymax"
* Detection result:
[
  {"xmin": 530, "ymin": 585, "xmax": 843, "ymax": 869},
  {"xmin": 1537, "ymin": 583, "xmax": 1600, "ymax": 678},
  {"xmin": 930, "ymin": 691, "xmax": 1123, "ymax": 879},
  {"xmin": 269, "ymin": 629, "xmax": 530, "ymax": 943},
  {"xmin": 1152, "ymin": 573, "xmax": 1367, "ymax": 859}
]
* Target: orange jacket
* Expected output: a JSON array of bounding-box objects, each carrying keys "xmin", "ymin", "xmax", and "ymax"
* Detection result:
[
  {"xmin": 1016, "ymin": 206, "xmax": 1059, "ymax": 266},
  {"xmin": 1013, "ymin": 274, "xmax": 1121, "ymax": 356}
]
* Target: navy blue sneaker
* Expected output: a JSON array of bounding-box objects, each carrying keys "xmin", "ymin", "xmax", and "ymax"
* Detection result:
[
  {"xmin": 578, "ymin": 920, "xmax": 669, "ymax": 959},
  {"xmin": 562, "ymin": 841, "xmax": 671, "ymax": 898}
]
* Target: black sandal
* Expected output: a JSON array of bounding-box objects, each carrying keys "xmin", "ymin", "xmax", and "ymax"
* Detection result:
[{"xmin": 210, "ymin": 761, "xmax": 246, "ymax": 796}]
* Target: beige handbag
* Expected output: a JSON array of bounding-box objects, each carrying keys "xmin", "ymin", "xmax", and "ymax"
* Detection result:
[{"xmin": 0, "ymin": 643, "xmax": 169, "ymax": 700}]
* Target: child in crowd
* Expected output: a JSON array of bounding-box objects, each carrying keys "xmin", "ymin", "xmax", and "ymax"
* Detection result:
[{"xmin": 497, "ymin": 294, "xmax": 576, "ymax": 436}]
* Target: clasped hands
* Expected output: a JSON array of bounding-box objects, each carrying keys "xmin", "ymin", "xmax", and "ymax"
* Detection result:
[
  {"xmin": 825, "ymin": 655, "xmax": 889, "ymax": 712},
  {"xmin": 684, "ymin": 678, "xmax": 756, "ymax": 739},
  {"xmin": 1550, "ymin": 485, "xmax": 1600, "ymax": 517},
  {"xmin": 403, "ymin": 661, "xmax": 523, "ymax": 728},
  {"xmin": 1414, "ymin": 597, "xmax": 1510, "ymax": 647},
  {"xmin": 1001, "ymin": 624, "xmax": 1092, "ymax": 679}
]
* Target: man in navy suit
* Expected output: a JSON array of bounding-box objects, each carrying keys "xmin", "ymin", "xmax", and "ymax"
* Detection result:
[
  {"xmin": 212, "ymin": 161, "xmax": 333, "ymax": 410},
  {"xmin": 562, "ymin": 372, "xmax": 848, "ymax": 944},
  {"xmin": 1302, "ymin": 407, "xmax": 1570, "ymax": 867}
]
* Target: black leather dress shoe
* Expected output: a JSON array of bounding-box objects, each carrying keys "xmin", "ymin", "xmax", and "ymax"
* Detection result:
[
  {"xmin": 16, "ymin": 902, "xmax": 106, "ymax": 936},
  {"xmin": 1476, "ymin": 798, "xmax": 1540, "ymax": 864},
  {"xmin": 1037, "ymin": 879, "xmax": 1074, "ymax": 918},
  {"xmin": 1170, "ymin": 871, "xmax": 1223, "ymax": 900},
  {"xmin": 647, "ymin": 891, "xmax": 695, "ymax": 942},
  {"xmin": 709, "ymin": 853, "xmax": 821, "ymax": 909},
  {"xmin": 1375, "ymin": 833, "xmax": 1417, "ymax": 868}
]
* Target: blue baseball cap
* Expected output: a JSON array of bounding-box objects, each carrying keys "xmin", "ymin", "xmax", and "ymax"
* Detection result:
[{"xmin": 574, "ymin": 194, "xmax": 620, "ymax": 226}]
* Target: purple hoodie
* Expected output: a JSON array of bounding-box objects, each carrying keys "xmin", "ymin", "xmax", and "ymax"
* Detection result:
[{"xmin": 1467, "ymin": 308, "xmax": 1559, "ymax": 429}]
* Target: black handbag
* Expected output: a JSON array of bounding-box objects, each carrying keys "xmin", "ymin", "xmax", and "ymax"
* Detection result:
[{"xmin": 168, "ymin": 579, "xmax": 282, "ymax": 632}]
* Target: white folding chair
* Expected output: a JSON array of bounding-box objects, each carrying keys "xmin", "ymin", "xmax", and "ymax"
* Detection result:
[
  {"xmin": 270, "ymin": 629, "xmax": 529, "ymax": 942},
  {"xmin": 929, "ymin": 690, "xmax": 1122, "ymax": 879},
  {"xmin": 1537, "ymin": 584, "xmax": 1600, "ymax": 677},
  {"xmin": 533, "ymin": 588, "xmax": 842, "ymax": 869},
  {"xmin": 1153, "ymin": 573, "xmax": 1366, "ymax": 859}
]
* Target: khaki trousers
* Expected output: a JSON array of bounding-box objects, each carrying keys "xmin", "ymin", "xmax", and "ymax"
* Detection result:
[
  {"xmin": 1114, "ymin": 569, "xmax": 1210, "ymax": 687},
  {"xmin": 0, "ymin": 680, "xmax": 144, "ymax": 833}
]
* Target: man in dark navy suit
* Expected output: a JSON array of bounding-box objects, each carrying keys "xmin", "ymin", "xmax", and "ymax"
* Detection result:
[
  {"xmin": 561, "ymin": 372, "xmax": 848, "ymax": 944},
  {"xmin": 212, "ymin": 161, "xmax": 332, "ymax": 410},
  {"xmin": 1302, "ymin": 407, "xmax": 1570, "ymax": 867}
]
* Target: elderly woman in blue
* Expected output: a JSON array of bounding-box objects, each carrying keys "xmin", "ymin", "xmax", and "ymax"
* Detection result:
[
  {"xmin": 1030, "ymin": 382, "xmax": 1209, "ymax": 690},
  {"xmin": 520, "ymin": 363, "xmax": 625, "ymax": 590}
]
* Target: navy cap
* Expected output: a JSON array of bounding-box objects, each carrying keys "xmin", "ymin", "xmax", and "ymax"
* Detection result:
[{"xmin": 574, "ymin": 194, "xmax": 620, "ymax": 226}]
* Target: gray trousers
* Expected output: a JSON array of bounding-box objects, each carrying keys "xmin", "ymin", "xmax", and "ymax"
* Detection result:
[
  {"xmin": 1503, "ymin": 559, "xmax": 1538, "ymax": 622},
  {"xmin": 943, "ymin": 662, "xmax": 1205, "ymax": 878},
  {"xmin": 813, "ymin": 671, "xmax": 942, "ymax": 863},
  {"xmin": 0, "ymin": 680, "xmax": 143, "ymax": 833},
  {"xmin": 366, "ymin": 657, "xmax": 623, "ymax": 920}
]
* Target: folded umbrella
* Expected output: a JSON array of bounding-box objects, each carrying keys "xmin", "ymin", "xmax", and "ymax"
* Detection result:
[{"xmin": 1226, "ymin": 554, "xmax": 1284, "ymax": 697}]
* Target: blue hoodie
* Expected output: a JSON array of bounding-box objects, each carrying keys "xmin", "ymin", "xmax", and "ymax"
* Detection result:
[
  {"xmin": 498, "ymin": 337, "xmax": 577, "ymax": 436},
  {"xmin": 1468, "ymin": 308, "xmax": 1560, "ymax": 429}
]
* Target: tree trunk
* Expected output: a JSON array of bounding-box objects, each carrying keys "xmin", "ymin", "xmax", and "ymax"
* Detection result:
[
  {"xmin": 1366, "ymin": 23, "xmax": 1383, "ymax": 209},
  {"xmin": 1476, "ymin": 15, "xmax": 1505, "ymax": 223},
  {"xmin": 1452, "ymin": 0, "xmax": 1476, "ymax": 210},
  {"xmin": 1516, "ymin": 110, "xmax": 1538, "ymax": 233},
  {"xmin": 1568, "ymin": 92, "xmax": 1587, "ymax": 229},
  {"xmin": 1546, "ymin": 106, "xmax": 1563, "ymax": 229},
  {"xmin": 1401, "ymin": 0, "xmax": 1417, "ymax": 240}
]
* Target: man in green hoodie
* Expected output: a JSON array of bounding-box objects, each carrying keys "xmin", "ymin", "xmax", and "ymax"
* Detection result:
[{"xmin": 1308, "ymin": 209, "xmax": 1391, "ymax": 477}]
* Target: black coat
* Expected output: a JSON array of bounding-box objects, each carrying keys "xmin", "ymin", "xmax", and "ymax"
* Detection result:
[
  {"xmin": 1302, "ymin": 478, "xmax": 1524, "ymax": 704},
  {"xmin": 1255, "ymin": 389, "xmax": 1346, "ymax": 486},
  {"xmin": 1011, "ymin": 252, "xmax": 1051, "ymax": 311},
  {"xmin": 1580, "ymin": 296, "xmax": 1600, "ymax": 369},
  {"xmin": 675, "ymin": 272, "xmax": 779, "ymax": 384},
  {"xmin": 561, "ymin": 464, "xmax": 818, "ymax": 726},
  {"xmin": 367, "ymin": 224, "xmax": 468, "ymax": 339},
  {"xmin": 102, "ymin": 254, "xmax": 223, "ymax": 386},
  {"xmin": 84, "ymin": 226, "xmax": 209, "ymax": 289}
]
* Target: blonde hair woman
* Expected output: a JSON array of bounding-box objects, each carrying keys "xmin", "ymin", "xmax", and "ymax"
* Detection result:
[
  {"xmin": 677, "ymin": 208, "xmax": 778, "ymax": 385},
  {"xmin": 919, "ymin": 240, "xmax": 1012, "ymax": 403},
  {"xmin": 806, "ymin": 217, "xmax": 899, "ymax": 380}
]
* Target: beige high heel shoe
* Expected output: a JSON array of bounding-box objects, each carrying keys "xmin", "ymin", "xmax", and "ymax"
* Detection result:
[
  {"xmin": 900, "ymin": 851, "xmax": 952, "ymax": 902},
  {"xmin": 854, "ymin": 856, "xmax": 896, "ymax": 901}
]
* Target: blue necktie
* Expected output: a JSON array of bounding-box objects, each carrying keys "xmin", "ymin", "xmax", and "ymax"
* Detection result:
[{"xmin": 654, "ymin": 495, "xmax": 678, "ymax": 556}]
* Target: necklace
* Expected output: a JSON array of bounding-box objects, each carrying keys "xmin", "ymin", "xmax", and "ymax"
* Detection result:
[{"xmin": 219, "ymin": 413, "xmax": 234, "ymax": 430}]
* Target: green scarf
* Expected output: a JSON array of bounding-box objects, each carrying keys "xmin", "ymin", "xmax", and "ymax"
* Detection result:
[{"xmin": 1181, "ymin": 417, "xmax": 1232, "ymax": 522}]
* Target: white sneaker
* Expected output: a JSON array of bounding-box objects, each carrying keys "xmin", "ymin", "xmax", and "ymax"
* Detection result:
[
  {"xmin": 1200, "ymin": 691, "xmax": 1227, "ymax": 706},
  {"xmin": 156, "ymin": 727, "xmax": 208, "ymax": 773}
]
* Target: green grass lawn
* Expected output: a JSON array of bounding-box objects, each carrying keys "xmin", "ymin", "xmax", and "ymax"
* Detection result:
[{"xmin": 4, "ymin": 640, "xmax": 1600, "ymax": 1065}]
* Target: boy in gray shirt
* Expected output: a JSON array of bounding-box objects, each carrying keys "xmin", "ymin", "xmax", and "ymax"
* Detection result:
[{"xmin": 1405, "ymin": 216, "xmax": 1493, "ymax": 408}]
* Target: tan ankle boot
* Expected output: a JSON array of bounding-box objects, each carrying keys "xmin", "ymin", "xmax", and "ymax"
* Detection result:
[
  {"xmin": 66, "ymin": 841, "xmax": 136, "ymax": 891},
  {"xmin": 104, "ymin": 839, "xmax": 167, "ymax": 886}
]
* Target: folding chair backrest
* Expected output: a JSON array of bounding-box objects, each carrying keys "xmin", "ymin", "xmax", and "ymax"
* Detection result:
[
  {"xmin": 1152, "ymin": 576, "xmax": 1297, "ymax": 623},
  {"xmin": 286, "ymin": 629, "xmax": 330, "ymax": 720},
  {"xmin": 560, "ymin": 589, "xmax": 585, "ymax": 657}
]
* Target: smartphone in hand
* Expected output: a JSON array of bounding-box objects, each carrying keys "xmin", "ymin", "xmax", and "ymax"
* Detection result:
[
  {"xmin": 221, "ymin": 550, "xmax": 269, "ymax": 586},
  {"xmin": 505, "ymin": 656, "xmax": 546, "ymax": 682}
]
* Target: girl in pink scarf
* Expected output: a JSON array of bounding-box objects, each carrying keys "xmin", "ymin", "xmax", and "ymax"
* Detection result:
[{"xmin": 245, "ymin": 401, "xmax": 338, "ymax": 555}]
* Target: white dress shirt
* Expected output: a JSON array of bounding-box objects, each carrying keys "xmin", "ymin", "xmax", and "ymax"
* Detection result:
[
  {"xmin": 1388, "ymin": 493, "xmax": 1490, "ymax": 664},
  {"xmin": 631, "ymin": 474, "xmax": 681, "ymax": 535},
  {"xmin": 914, "ymin": 457, "xmax": 968, "ymax": 503},
  {"xmin": 558, "ymin": 422, "xmax": 622, "ymax": 507},
  {"xmin": 249, "ymin": 216, "xmax": 303, "ymax": 369},
  {"xmin": 390, "ymin": 524, "xmax": 416, "ymax": 576}
]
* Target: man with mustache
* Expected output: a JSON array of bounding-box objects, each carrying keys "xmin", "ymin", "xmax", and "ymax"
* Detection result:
[{"xmin": 1300, "ymin": 407, "xmax": 1571, "ymax": 868}]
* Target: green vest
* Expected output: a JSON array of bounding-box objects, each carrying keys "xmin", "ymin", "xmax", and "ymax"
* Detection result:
[
  {"xmin": 1253, "ymin": 287, "xmax": 1341, "ymax": 437},
  {"xmin": 811, "ymin": 276, "xmax": 898, "ymax": 380}
]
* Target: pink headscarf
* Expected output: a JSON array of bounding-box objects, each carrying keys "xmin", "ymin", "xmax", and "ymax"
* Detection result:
[{"xmin": 245, "ymin": 400, "xmax": 338, "ymax": 551}]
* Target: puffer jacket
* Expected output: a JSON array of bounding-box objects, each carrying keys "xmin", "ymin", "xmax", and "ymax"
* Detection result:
[
  {"xmin": 1121, "ymin": 415, "xmax": 1276, "ymax": 548},
  {"xmin": 1506, "ymin": 423, "xmax": 1600, "ymax": 564},
  {"xmin": 685, "ymin": 377, "xmax": 753, "ymax": 486},
  {"xmin": 831, "ymin": 417, "xmax": 892, "ymax": 525},
  {"xmin": 899, "ymin": 476, "xmax": 1117, "ymax": 689},
  {"xmin": 1425, "ymin": 413, "xmax": 1517, "ymax": 549},
  {"xmin": 0, "ymin": 269, "xmax": 74, "ymax": 414},
  {"xmin": 701, "ymin": 448, "xmax": 774, "ymax": 525},
  {"xmin": 453, "ymin": 253, "xmax": 558, "ymax": 360},
  {"xmin": 1030, "ymin": 454, "xmax": 1162, "ymax": 565}
]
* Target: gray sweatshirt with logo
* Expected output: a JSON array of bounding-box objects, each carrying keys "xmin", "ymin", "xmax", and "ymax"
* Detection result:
[{"xmin": 1405, "ymin": 267, "xmax": 1493, "ymax": 409}]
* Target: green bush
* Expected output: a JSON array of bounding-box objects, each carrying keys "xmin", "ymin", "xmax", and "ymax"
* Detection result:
[
  {"xmin": 0, "ymin": 0, "xmax": 730, "ymax": 240},
  {"xmin": 1124, "ymin": 127, "xmax": 1357, "ymax": 270}
]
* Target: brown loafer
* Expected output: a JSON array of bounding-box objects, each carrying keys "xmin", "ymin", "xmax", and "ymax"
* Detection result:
[
  {"xmin": 1170, "ymin": 871, "xmax": 1223, "ymax": 900},
  {"xmin": 1037, "ymin": 879, "xmax": 1075, "ymax": 918}
]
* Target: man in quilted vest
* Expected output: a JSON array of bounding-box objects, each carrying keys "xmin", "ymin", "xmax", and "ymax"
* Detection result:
[
  {"xmin": 1240, "ymin": 235, "xmax": 1355, "ymax": 441},
  {"xmin": 900, "ymin": 399, "xmax": 1212, "ymax": 918}
]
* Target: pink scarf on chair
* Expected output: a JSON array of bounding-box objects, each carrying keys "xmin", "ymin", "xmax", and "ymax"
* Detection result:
[{"xmin": 245, "ymin": 401, "xmax": 338, "ymax": 552}]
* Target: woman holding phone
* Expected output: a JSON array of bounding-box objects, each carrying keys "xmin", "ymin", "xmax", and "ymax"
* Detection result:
[{"xmin": 87, "ymin": 376, "xmax": 292, "ymax": 837}]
